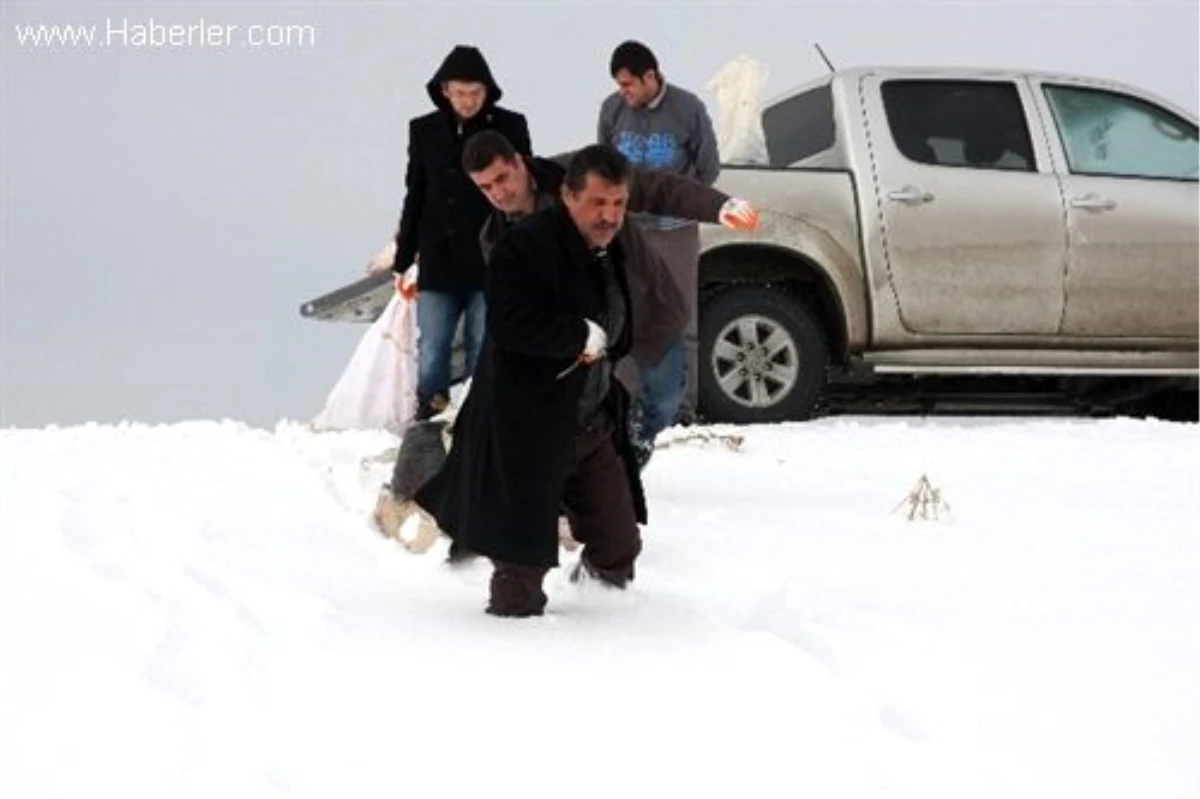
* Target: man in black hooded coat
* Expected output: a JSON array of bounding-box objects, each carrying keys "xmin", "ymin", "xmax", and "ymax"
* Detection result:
[{"xmin": 391, "ymin": 45, "xmax": 532, "ymax": 419}]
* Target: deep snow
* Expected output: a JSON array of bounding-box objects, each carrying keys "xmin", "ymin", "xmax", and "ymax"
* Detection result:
[{"xmin": 1, "ymin": 416, "xmax": 1196, "ymax": 798}]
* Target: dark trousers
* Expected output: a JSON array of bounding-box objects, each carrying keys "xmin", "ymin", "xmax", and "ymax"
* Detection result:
[
  {"xmin": 488, "ymin": 411, "xmax": 642, "ymax": 617},
  {"xmin": 561, "ymin": 412, "xmax": 643, "ymax": 584}
]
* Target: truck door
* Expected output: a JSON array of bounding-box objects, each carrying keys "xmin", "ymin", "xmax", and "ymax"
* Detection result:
[
  {"xmin": 861, "ymin": 77, "xmax": 1067, "ymax": 336},
  {"xmin": 1036, "ymin": 82, "xmax": 1198, "ymax": 340}
]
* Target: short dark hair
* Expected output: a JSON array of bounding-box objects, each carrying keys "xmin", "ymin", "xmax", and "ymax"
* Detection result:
[
  {"xmin": 462, "ymin": 130, "xmax": 519, "ymax": 174},
  {"xmin": 563, "ymin": 144, "xmax": 630, "ymax": 192},
  {"xmin": 609, "ymin": 40, "xmax": 658, "ymax": 79}
]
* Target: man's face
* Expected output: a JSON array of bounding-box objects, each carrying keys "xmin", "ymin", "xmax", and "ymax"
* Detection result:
[
  {"xmin": 468, "ymin": 155, "xmax": 530, "ymax": 214},
  {"xmin": 561, "ymin": 174, "xmax": 628, "ymax": 249},
  {"xmin": 613, "ymin": 68, "xmax": 658, "ymax": 108},
  {"xmin": 442, "ymin": 80, "xmax": 487, "ymax": 119}
]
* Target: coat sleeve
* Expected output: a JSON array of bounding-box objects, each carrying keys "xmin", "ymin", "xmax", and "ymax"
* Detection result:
[
  {"xmin": 487, "ymin": 233, "xmax": 589, "ymax": 359},
  {"xmin": 393, "ymin": 119, "xmax": 425, "ymax": 273},
  {"xmin": 622, "ymin": 228, "xmax": 687, "ymax": 366},
  {"xmin": 690, "ymin": 99, "xmax": 722, "ymax": 186},
  {"xmin": 627, "ymin": 168, "xmax": 728, "ymax": 222}
]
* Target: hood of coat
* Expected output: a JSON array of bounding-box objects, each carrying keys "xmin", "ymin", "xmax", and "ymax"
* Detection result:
[{"xmin": 426, "ymin": 45, "xmax": 503, "ymax": 111}]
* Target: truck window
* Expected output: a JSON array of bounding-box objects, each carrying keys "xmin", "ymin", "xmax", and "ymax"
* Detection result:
[
  {"xmin": 761, "ymin": 83, "xmax": 836, "ymax": 167},
  {"xmin": 881, "ymin": 80, "xmax": 1035, "ymax": 172},
  {"xmin": 1043, "ymin": 85, "xmax": 1199, "ymax": 180}
]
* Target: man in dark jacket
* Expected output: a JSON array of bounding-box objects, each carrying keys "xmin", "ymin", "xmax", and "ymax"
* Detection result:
[
  {"xmin": 460, "ymin": 130, "xmax": 757, "ymax": 465},
  {"xmin": 415, "ymin": 146, "xmax": 647, "ymax": 618},
  {"xmin": 392, "ymin": 45, "xmax": 532, "ymax": 419}
]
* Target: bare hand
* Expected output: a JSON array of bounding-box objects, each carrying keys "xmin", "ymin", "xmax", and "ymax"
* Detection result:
[{"xmin": 366, "ymin": 240, "xmax": 398, "ymax": 274}]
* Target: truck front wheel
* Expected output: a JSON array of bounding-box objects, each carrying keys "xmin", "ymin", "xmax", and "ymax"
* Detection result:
[{"xmin": 698, "ymin": 287, "xmax": 829, "ymax": 423}]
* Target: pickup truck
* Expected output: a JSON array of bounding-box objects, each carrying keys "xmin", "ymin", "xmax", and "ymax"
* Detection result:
[{"xmin": 302, "ymin": 66, "xmax": 1199, "ymax": 423}]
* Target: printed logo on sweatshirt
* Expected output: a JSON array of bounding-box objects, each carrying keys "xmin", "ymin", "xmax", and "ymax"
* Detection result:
[{"xmin": 614, "ymin": 131, "xmax": 680, "ymax": 170}]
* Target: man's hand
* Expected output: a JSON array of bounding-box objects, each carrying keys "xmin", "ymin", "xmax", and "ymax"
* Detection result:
[
  {"xmin": 718, "ymin": 198, "xmax": 760, "ymax": 231},
  {"xmin": 394, "ymin": 268, "xmax": 418, "ymax": 300},
  {"xmin": 557, "ymin": 319, "xmax": 608, "ymax": 378},
  {"xmin": 581, "ymin": 319, "xmax": 607, "ymax": 363},
  {"xmin": 366, "ymin": 240, "xmax": 398, "ymax": 274}
]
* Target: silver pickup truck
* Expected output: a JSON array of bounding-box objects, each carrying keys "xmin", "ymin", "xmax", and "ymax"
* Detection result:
[{"xmin": 303, "ymin": 66, "xmax": 1198, "ymax": 423}]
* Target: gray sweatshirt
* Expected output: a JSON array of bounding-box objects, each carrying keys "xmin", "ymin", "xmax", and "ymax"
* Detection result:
[{"xmin": 598, "ymin": 82, "xmax": 721, "ymax": 230}]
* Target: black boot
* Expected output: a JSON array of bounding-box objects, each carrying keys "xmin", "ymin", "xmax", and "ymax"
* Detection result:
[
  {"xmin": 486, "ymin": 563, "xmax": 549, "ymax": 617},
  {"xmin": 415, "ymin": 392, "xmax": 449, "ymax": 422},
  {"xmin": 569, "ymin": 557, "xmax": 633, "ymax": 589}
]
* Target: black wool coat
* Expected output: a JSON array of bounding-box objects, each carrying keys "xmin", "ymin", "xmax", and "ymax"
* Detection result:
[
  {"xmin": 393, "ymin": 46, "xmax": 532, "ymax": 293},
  {"xmin": 415, "ymin": 204, "xmax": 647, "ymax": 568}
]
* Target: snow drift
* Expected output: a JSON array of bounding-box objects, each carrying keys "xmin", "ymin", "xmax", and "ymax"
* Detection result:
[{"xmin": 0, "ymin": 416, "xmax": 1197, "ymax": 798}]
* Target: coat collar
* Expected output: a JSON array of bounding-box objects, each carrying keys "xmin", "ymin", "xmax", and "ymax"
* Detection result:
[
  {"xmin": 551, "ymin": 202, "xmax": 626, "ymax": 268},
  {"xmin": 526, "ymin": 156, "xmax": 565, "ymax": 203}
]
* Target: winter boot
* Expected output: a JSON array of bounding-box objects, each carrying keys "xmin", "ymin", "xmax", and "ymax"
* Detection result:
[
  {"xmin": 568, "ymin": 557, "xmax": 633, "ymax": 589},
  {"xmin": 415, "ymin": 392, "xmax": 449, "ymax": 422},
  {"xmin": 486, "ymin": 563, "xmax": 550, "ymax": 618}
]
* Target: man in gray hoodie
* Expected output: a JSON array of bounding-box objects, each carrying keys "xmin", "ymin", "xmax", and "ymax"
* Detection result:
[{"xmin": 598, "ymin": 40, "xmax": 721, "ymax": 440}]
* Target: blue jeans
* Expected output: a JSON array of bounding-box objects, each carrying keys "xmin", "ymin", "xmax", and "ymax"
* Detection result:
[
  {"xmin": 636, "ymin": 336, "xmax": 686, "ymax": 441},
  {"xmin": 417, "ymin": 290, "xmax": 486, "ymax": 405}
]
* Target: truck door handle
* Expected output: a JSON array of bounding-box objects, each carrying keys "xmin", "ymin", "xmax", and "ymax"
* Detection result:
[
  {"xmin": 1069, "ymin": 193, "xmax": 1117, "ymax": 212},
  {"xmin": 886, "ymin": 185, "xmax": 934, "ymax": 205}
]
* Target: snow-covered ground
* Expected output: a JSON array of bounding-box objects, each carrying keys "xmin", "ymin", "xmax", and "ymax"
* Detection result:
[{"xmin": 1, "ymin": 416, "xmax": 1196, "ymax": 798}]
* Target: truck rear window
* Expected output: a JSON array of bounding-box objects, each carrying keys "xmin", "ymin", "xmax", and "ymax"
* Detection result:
[{"xmin": 762, "ymin": 83, "xmax": 836, "ymax": 167}]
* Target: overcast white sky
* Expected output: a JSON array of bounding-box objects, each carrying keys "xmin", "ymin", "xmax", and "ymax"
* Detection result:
[{"xmin": 2, "ymin": 0, "xmax": 1196, "ymax": 428}]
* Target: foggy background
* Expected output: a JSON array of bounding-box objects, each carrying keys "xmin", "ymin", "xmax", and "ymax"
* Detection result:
[{"xmin": 2, "ymin": 0, "xmax": 1196, "ymax": 428}]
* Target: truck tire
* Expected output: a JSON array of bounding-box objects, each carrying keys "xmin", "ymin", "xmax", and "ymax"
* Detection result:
[{"xmin": 698, "ymin": 286, "xmax": 829, "ymax": 423}]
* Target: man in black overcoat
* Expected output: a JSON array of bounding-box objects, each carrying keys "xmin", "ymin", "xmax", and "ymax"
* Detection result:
[{"xmin": 415, "ymin": 145, "xmax": 645, "ymax": 617}]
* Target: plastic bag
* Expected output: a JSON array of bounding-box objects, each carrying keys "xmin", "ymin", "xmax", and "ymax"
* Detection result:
[
  {"xmin": 311, "ymin": 268, "xmax": 419, "ymax": 434},
  {"xmin": 706, "ymin": 55, "xmax": 770, "ymax": 165}
]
